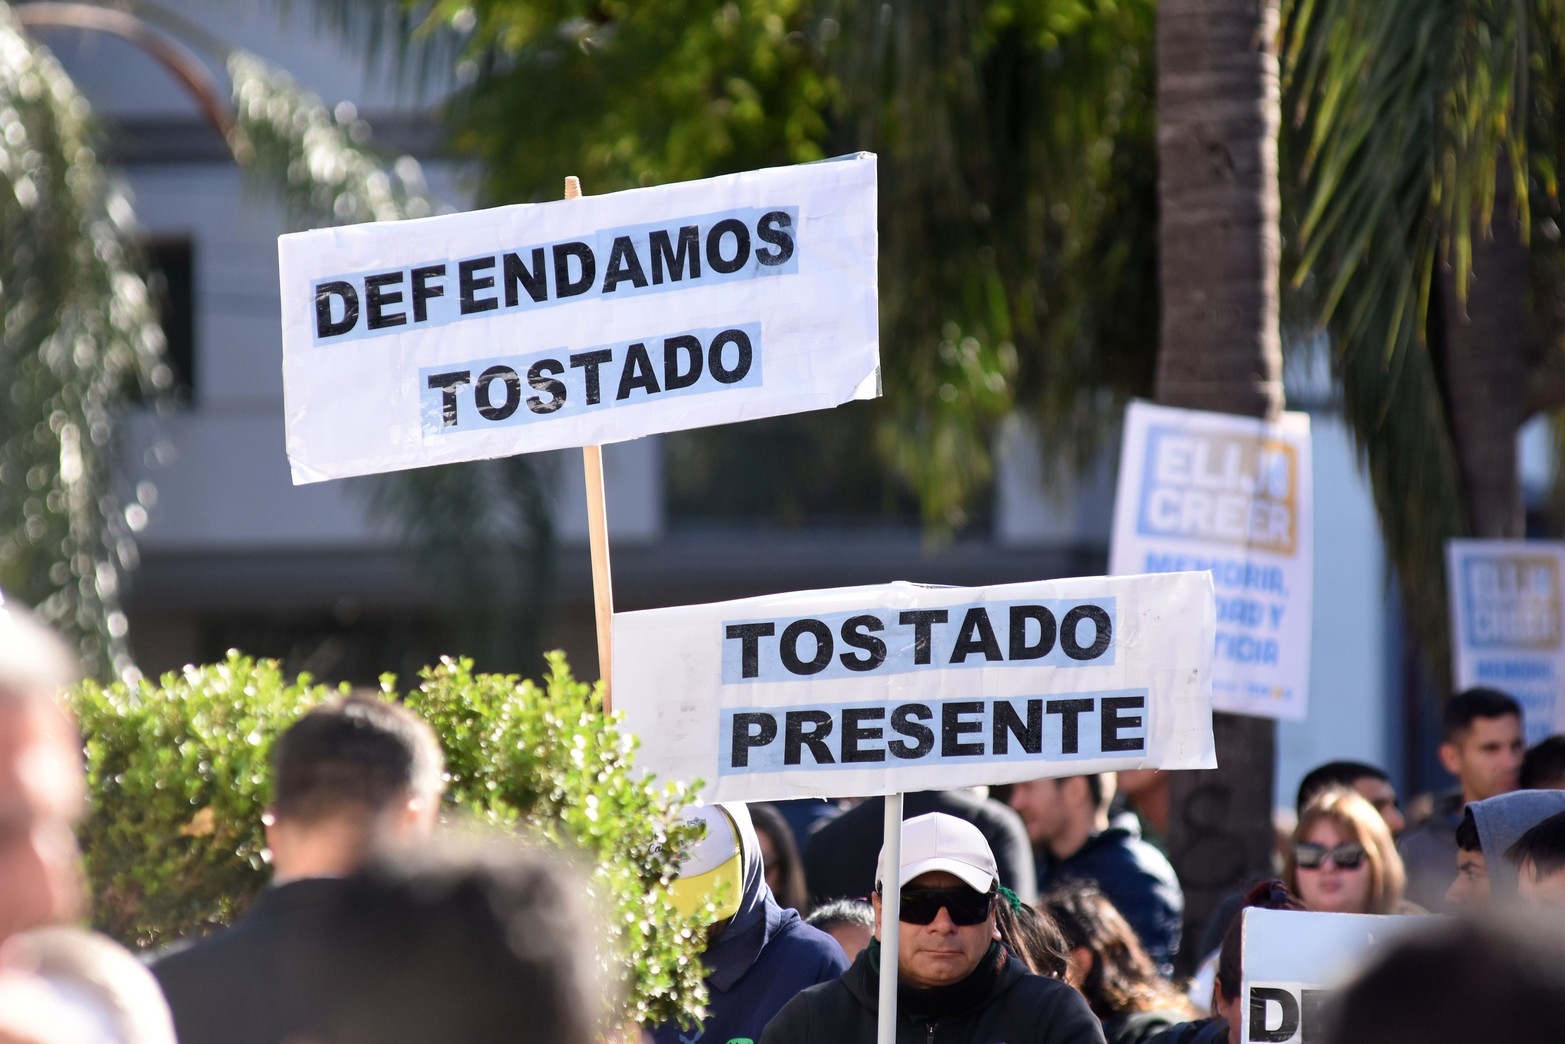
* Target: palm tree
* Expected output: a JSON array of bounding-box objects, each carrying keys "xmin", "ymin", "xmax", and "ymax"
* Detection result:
[
  {"xmin": 1281, "ymin": 0, "xmax": 1565, "ymax": 691},
  {"xmin": 1154, "ymin": 0, "xmax": 1285, "ymax": 967}
]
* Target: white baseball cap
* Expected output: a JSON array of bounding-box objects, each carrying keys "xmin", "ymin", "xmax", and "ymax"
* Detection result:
[{"xmin": 876, "ymin": 812, "xmax": 999, "ymax": 893}]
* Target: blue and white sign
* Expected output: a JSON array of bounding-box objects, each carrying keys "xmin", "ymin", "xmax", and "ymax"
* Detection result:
[
  {"xmin": 1448, "ymin": 539, "xmax": 1565, "ymax": 743},
  {"xmin": 615, "ymin": 572, "xmax": 1217, "ymax": 803},
  {"xmin": 279, "ymin": 156, "xmax": 879, "ymax": 484},
  {"xmin": 1109, "ymin": 401, "xmax": 1313, "ymax": 720}
]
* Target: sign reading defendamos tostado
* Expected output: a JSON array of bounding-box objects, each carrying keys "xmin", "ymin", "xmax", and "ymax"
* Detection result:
[{"xmin": 278, "ymin": 155, "xmax": 879, "ymax": 484}]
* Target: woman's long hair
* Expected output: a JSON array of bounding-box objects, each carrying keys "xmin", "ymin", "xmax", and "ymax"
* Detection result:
[{"xmin": 1039, "ymin": 883, "xmax": 1197, "ymax": 1021}]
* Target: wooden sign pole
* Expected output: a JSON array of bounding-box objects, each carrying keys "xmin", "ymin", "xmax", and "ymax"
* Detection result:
[{"xmin": 564, "ymin": 175, "xmax": 615, "ymax": 713}]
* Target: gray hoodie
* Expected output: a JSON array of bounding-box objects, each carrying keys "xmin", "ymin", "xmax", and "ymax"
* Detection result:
[{"xmin": 1468, "ymin": 790, "xmax": 1565, "ymax": 897}]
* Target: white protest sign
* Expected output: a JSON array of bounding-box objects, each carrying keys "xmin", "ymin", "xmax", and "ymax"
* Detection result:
[
  {"xmin": 278, "ymin": 155, "xmax": 879, "ymax": 484},
  {"xmin": 1109, "ymin": 400, "xmax": 1313, "ymax": 720},
  {"xmin": 1447, "ymin": 539, "xmax": 1565, "ymax": 743},
  {"xmin": 615, "ymin": 572, "xmax": 1216, "ymax": 803},
  {"xmin": 1239, "ymin": 908, "xmax": 1422, "ymax": 1044}
]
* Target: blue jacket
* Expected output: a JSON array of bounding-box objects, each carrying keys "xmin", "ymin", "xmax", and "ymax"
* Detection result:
[
  {"xmin": 652, "ymin": 804, "xmax": 849, "ymax": 1044},
  {"xmin": 1037, "ymin": 822, "xmax": 1183, "ymax": 971}
]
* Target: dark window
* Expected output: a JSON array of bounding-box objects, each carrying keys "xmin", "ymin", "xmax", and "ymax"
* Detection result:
[{"xmin": 143, "ymin": 237, "xmax": 195, "ymax": 402}]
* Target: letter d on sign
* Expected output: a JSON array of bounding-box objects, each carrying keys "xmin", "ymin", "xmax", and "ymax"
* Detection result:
[
  {"xmin": 315, "ymin": 281, "xmax": 359, "ymax": 338},
  {"xmin": 1248, "ymin": 986, "xmax": 1299, "ymax": 1043}
]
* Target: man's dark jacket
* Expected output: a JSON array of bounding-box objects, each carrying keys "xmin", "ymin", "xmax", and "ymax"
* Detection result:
[
  {"xmin": 152, "ymin": 877, "xmax": 344, "ymax": 1044},
  {"xmin": 759, "ymin": 942, "xmax": 1104, "ymax": 1044},
  {"xmin": 804, "ymin": 790, "xmax": 1037, "ymax": 907},
  {"xmin": 1036, "ymin": 820, "xmax": 1182, "ymax": 971}
]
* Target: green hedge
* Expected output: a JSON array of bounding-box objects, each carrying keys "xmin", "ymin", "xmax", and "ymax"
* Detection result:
[{"xmin": 70, "ymin": 650, "xmax": 710, "ymax": 1028}]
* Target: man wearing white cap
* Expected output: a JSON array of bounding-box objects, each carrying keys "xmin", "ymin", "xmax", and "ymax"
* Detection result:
[{"xmin": 761, "ymin": 812, "xmax": 1103, "ymax": 1043}]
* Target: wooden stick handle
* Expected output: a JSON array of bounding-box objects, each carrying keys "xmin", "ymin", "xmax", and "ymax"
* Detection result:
[{"xmin": 564, "ymin": 175, "xmax": 615, "ymax": 712}]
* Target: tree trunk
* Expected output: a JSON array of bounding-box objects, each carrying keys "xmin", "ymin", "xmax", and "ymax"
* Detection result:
[
  {"xmin": 1440, "ymin": 180, "xmax": 1528, "ymax": 539},
  {"xmin": 1155, "ymin": 0, "xmax": 1283, "ymax": 971}
]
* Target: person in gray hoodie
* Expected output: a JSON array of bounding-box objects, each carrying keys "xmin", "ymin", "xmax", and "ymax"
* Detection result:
[{"xmin": 1445, "ymin": 789, "xmax": 1565, "ymax": 906}]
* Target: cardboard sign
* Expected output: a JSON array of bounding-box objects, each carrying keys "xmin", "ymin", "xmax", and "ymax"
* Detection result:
[
  {"xmin": 1448, "ymin": 539, "xmax": 1565, "ymax": 743},
  {"xmin": 279, "ymin": 155, "xmax": 879, "ymax": 484},
  {"xmin": 615, "ymin": 572, "xmax": 1216, "ymax": 803},
  {"xmin": 1239, "ymin": 908, "xmax": 1422, "ymax": 1043},
  {"xmin": 1109, "ymin": 401, "xmax": 1313, "ymax": 720}
]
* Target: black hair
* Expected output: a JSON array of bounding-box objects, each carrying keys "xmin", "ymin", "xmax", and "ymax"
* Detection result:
[
  {"xmin": 1442, "ymin": 688, "xmax": 1523, "ymax": 743},
  {"xmin": 805, "ymin": 898, "xmax": 873, "ymax": 934},
  {"xmin": 1295, "ymin": 760, "xmax": 1391, "ymax": 816},
  {"xmin": 1505, "ymin": 809, "xmax": 1565, "ymax": 882},
  {"xmin": 290, "ymin": 838, "xmax": 603, "ymax": 1044},
  {"xmin": 1456, "ymin": 807, "xmax": 1481, "ymax": 854},
  {"xmin": 749, "ymin": 801, "xmax": 810, "ymax": 914},
  {"xmin": 993, "ymin": 896, "xmax": 1070, "ymax": 980},
  {"xmin": 1216, "ymin": 879, "xmax": 1306, "ymax": 1003},
  {"xmin": 1521, "ymin": 736, "xmax": 1565, "ymax": 790},
  {"xmin": 271, "ymin": 694, "xmax": 443, "ymax": 826},
  {"xmin": 1326, "ymin": 914, "xmax": 1565, "ymax": 1044},
  {"xmin": 1039, "ymin": 883, "xmax": 1195, "ymax": 1020}
]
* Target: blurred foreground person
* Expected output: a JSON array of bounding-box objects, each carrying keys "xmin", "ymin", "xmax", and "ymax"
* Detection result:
[
  {"xmin": 0, "ymin": 927, "xmax": 176, "ymax": 1044},
  {"xmin": 1040, "ymin": 885, "xmax": 1198, "ymax": 1044},
  {"xmin": 1443, "ymin": 788, "xmax": 1565, "ymax": 907},
  {"xmin": 1283, "ymin": 788, "xmax": 1406, "ymax": 915},
  {"xmin": 0, "ymin": 593, "xmax": 83, "ymax": 946},
  {"xmin": 1325, "ymin": 913, "xmax": 1565, "ymax": 1043},
  {"xmin": 650, "ymin": 802, "xmax": 846, "ymax": 1044},
  {"xmin": 289, "ymin": 838, "xmax": 605, "ymax": 1044},
  {"xmin": 761, "ymin": 812, "xmax": 1104, "ymax": 1044},
  {"xmin": 153, "ymin": 695, "xmax": 444, "ymax": 1044}
]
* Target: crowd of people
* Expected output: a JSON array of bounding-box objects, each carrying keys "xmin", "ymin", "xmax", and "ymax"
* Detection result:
[{"xmin": 4, "ymin": 590, "xmax": 1565, "ymax": 1042}]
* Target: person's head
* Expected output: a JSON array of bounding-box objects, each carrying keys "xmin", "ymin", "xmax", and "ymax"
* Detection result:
[
  {"xmin": 1521, "ymin": 735, "xmax": 1565, "ymax": 790},
  {"xmin": 1458, "ymin": 789, "xmax": 1565, "ymax": 903},
  {"xmin": 1506, "ymin": 809, "xmax": 1565, "ymax": 907},
  {"xmin": 993, "ymin": 894, "xmax": 1069, "ymax": 979},
  {"xmin": 1439, "ymin": 688, "xmax": 1524, "ymax": 804},
  {"xmin": 1295, "ymin": 760, "xmax": 1404, "ymax": 837},
  {"xmin": 1324, "ymin": 913, "xmax": 1565, "ymax": 1044},
  {"xmin": 748, "ymin": 801, "xmax": 808, "ymax": 914},
  {"xmin": 664, "ymin": 802, "xmax": 767, "ymax": 948},
  {"xmin": 265, "ymin": 694, "xmax": 444, "ymax": 881},
  {"xmin": 804, "ymin": 899, "xmax": 874, "ymax": 961},
  {"xmin": 289, "ymin": 838, "xmax": 605, "ymax": 1044},
  {"xmin": 1005, "ymin": 774, "xmax": 1111, "ymax": 857},
  {"xmin": 1213, "ymin": 880, "xmax": 1306, "ymax": 1044},
  {"xmin": 1284, "ymin": 787, "xmax": 1404, "ymax": 915},
  {"xmin": 872, "ymin": 812, "xmax": 1002, "ymax": 989},
  {"xmin": 0, "ymin": 927, "xmax": 176, "ymax": 1043},
  {"xmin": 1039, "ymin": 883, "xmax": 1196, "ymax": 1021},
  {"xmin": 0, "ymin": 594, "xmax": 83, "ymax": 946},
  {"xmin": 1446, "ymin": 807, "xmax": 1488, "ymax": 907}
]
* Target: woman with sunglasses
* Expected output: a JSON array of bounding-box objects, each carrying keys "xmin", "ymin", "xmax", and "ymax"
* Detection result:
[{"xmin": 1283, "ymin": 787, "xmax": 1407, "ymax": 915}]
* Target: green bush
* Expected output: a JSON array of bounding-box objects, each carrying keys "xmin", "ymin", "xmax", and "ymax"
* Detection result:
[{"xmin": 70, "ymin": 650, "xmax": 711, "ymax": 1029}]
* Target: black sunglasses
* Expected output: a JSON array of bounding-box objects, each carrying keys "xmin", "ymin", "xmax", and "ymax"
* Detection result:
[
  {"xmin": 1294, "ymin": 840, "xmax": 1367, "ymax": 870},
  {"xmin": 888, "ymin": 885, "xmax": 996, "ymax": 926}
]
